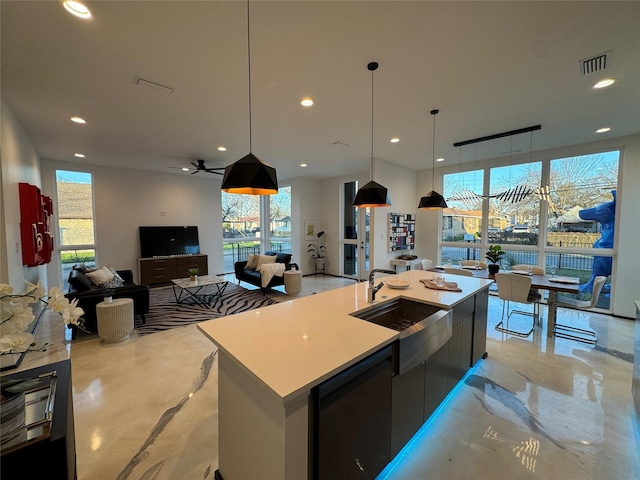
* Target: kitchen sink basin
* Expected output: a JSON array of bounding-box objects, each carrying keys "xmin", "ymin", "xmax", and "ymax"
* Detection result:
[{"xmin": 350, "ymin": 298, "xmax": 452, "ymax": 374}]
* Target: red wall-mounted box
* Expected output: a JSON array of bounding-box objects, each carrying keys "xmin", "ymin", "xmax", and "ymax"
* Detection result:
[{"xmin": 19, "ymin": 182, "xmax": 54, "ymax": 266}]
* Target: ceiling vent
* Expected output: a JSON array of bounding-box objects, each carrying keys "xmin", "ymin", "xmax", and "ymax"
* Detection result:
[
  {"xmin": 579, "ymin": 51, "xmax": 611, "ymax": 75},
  {"xmin": 132, "ymin": 75, "xmax": 174, "ymax": 95}
]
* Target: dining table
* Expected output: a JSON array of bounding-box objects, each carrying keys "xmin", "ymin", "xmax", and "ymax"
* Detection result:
[{"xmin": 432, "ymin": 266, "xmax": 580, "ymax": 338}]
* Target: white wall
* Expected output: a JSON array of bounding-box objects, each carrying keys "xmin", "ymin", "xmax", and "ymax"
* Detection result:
[
  {"xmin": 372, "ymin": 160, "xmax": 417, "ymax": 270},
  {"xmin": 40, "ymin": 159, "xmax": 223, "ymax": 284},
  {"xmin": 415, "ymin": 134, "xmax": 640, "ymax": 318},
  {"xmin": 288, "ymin": 176, "xmax": 322, "ymax": 275},
  {"xmin": 315, "ymin": 159, "xmax": 417, "ymax": 278},
  {"xmin": 0, "ymin": 98, "xmax": 47, "ymax": 288}
]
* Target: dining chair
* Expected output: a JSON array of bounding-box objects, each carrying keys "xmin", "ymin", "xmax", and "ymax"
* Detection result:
[
  {"xmin": 511, "ymin": 264, "xmax": 544, "ymax": 299},
  {"xmin": 553, "ymin": 276, "xmax": 605, "ymax": 344},
  {"xmin": 461, "ymin": 260, "xmax": 487, "ymax": 269},
  {"xmin": 494, "ymin": 273, "xmax": 540, "ymax": 337},
  {"xmin": 444, "ymin": 267, "xmax": 474, "ymax": 277}
]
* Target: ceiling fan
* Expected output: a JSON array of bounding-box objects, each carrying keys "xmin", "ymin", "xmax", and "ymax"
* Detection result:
[{"xmin": 170, "ymin": 159, "xmax": 225, "ymax": 175}]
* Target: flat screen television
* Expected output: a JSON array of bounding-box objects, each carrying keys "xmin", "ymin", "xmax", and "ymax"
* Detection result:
[{"xmin": 139, "ymin": 226, "xmax": 200, "ymax": 258}]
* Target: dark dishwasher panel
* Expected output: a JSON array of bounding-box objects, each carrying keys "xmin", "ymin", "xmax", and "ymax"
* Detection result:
[{"xmin": 312, "ymin": 345, "xmax": 393, "ymax": 480}]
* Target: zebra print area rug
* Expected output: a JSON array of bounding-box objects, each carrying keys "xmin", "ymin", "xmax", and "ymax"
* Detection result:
[{"xmin": 137, "ymin": 283, "xmax": 278, "ymax": 336}]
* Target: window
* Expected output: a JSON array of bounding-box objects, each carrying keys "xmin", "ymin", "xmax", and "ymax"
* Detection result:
[
  {"xmin": 221, "ymin": 186, "xmax": 291, "ymax": 273},
  {"xmin": 487, "ymin": 161, "xmax": 542, "ymax": 246},
  {"xmin": 442, "ymin": 170, "xmax": 483, "ymax": 242},
  {"xmin": 269, "ymin": 186, "xmax": 291, "ymax": 255},
  {"xmin": 55, "ymin": 170, "xmax": 96, "ymax": 288},
  {"xmin": 440, "ymin": 150, "xmax": 620, "ymax": 312}
]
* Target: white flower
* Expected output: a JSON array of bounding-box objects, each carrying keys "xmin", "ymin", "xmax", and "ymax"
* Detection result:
[
  {"xmin": 21, "ymin": 280, "xmax": 46, "ymax": 303},
  {"xmin": 61, "ymin": 299, "xmax": 84, "ymax": 326},
  {"xmin": 0, "ymin": 284, "xmax": 13, "ymax": 296},
  {"xmin": 1, "ymin": 280, "xmax": 86, "ymax": 354},
  {"xmin": 0, "ymin": 332, "xmax": 35, "ymax": 352},
  {"xmin": 47, "ymin": 286, "xmax": 69, "ymax": 313}
]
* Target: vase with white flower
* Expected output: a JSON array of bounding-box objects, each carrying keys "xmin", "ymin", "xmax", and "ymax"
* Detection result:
[{"xmin": 1, "ymin": 280, "xmax": 87, "ymax": 355}]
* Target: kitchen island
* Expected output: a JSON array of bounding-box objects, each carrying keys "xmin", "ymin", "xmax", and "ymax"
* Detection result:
[{"xmin": 198, "ymin": 269, "xmax": 493, "ymax": 480}]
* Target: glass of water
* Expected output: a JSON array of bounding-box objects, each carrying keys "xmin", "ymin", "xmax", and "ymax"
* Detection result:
[{"xmin": 548, "ymin": 264, "xmax": 556, "ymax": 278}]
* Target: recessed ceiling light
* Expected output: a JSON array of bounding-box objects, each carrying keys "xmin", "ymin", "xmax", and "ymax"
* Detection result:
[
  {"xmin": 300, "ymin": 98, "xmax": 314, "ymax": 107},
  {"xmin": 63, "ymin": 1, "xmax": 92, "ymax": 19},
  {"xmin": 182, "ymin": 167, "xmax": 190, "ymax": 172},
  {"xmin": 74, "ymin": 153, "xmax": 85, "ymax": 158},
  {"xmin": 436, "ymin": 157, "xmax": 445, "ymax": 162},
  {"xmin": 596, "ymin": 127, "xmax": 611, "ymax": 133},
  {"xmin": 217, "ymin": 146, "xmax": 227, "ymax": 151},
  {"xmin": 70, "ymin": 116, "xmax": 86, "ymax": 124},
  {"xmin": 300, "ymin": 163, "xmax": 307, "ymax": 167},
  {"xmin": 390, "ymin": 137, "xmax": 400, "ymax": 143},
  {"xmin": 593, "ymin": 78, "xmax": 616, "ymax": 89}
]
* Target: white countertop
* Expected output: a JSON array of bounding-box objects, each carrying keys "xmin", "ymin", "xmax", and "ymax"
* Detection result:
[{"xmin": 197, "ymin": 269, "xmax": 493, "ymax": 404}]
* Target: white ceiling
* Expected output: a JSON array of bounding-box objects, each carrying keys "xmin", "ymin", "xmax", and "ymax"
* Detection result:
[{"xmin": 2, "ymin": 1, "xmax": 639, "ymax": 183}]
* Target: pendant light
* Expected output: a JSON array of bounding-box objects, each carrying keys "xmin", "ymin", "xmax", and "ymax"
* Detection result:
[
  {"xmin": 221, "ymin": 0, "xmax": 278, "ymax": 195},
  {"xmin": 353, "ymin": 62, "xmax": 391, "ymax": 208},
  {"xmin": 418, "ymin": 109, "xmax": 448, "ymax": 209}
]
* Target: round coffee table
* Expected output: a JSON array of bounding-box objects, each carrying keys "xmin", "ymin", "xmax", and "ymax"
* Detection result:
[
  {"xmin": 284, "ymin": 270, "xmax": 302, "ymax": 296},
  {"xmin": 96, "ymin": 298, "xmax": 134, "ymax": 343}
]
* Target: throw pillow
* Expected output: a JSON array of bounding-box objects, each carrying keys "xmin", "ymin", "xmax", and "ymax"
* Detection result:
[
  {"xmin": 106, "ymin": 264, "xmax": 124, "ymax": 283},
  {"xmin": 86, "ymin": 266, "xmax": 115, "ymax": 286},
  {"xmin": 99, "ymin": 277, "xmax": 124, "ymax": 289},
  {"xmin": 256, "ymin": 254, "xmax": 276, "ymax": 271},
  {"xmin": 245, "ymin": 254, "xmax": 259, "ymax": 270}
]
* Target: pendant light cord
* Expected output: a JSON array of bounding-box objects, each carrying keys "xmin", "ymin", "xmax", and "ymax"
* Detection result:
[
  {"xmin": 431, "ymin": 109, "xmax": 438, "ymax": 190},
  {"xmin": 247, "ymin": 0, "xmax": 253, "ymax": 153},
  {"xmin": 370, "ymin": 65, "xmax": 375, "ymax": 182}
]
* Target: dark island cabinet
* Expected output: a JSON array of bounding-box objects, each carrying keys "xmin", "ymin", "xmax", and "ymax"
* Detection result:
[
  {"xmin": 423, "ymin": 341, "xmax": 450, "ymax": 422},
  {"xmin": 448, "ymin": 296, "xmax": 474, "ymax": 389},
  {"xmin": 391, "ymin": 288, "xmax": 490, "ymax": 458},
  {"xmin": 312, "ymin": 345, "xmax": 393, "ymax": 480},
  {"xmin": 391, "ymin": 361, "xmax": 425, "ymax": 455},
  {"xmin": 472, "ymin": 288, "xmax": 489, "ymax": 365},
  {"xmin": 312, "ymin": 287, "xmax": 491, "ymax": 479}
]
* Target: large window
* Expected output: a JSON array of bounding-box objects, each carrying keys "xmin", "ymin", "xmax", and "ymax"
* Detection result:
[
  {"xmin": 488, "ymin": 161, "xmax": 542, "ymax": 246},
  {"xmin": 221, "ymin": 186, "xmax": 291, "ymax": 273},
  {"xmin": 441, "ymin": 150, "xmax": 620, "ymax": 311},
  {"xmin": 442, "ymin": 169, "xmax": 484, "ymax": 243},
  {"xmin": 55, "ymin": 170, "xmax": 96, "ymax": 288}
]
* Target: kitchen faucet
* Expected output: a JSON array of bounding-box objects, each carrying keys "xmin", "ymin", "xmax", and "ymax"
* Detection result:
[{"xmin": 367, "ymin": 269, "xmax": 397, "ymax": 303}]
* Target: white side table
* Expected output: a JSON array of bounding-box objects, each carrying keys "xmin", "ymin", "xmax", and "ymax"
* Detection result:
[
  {"xmin": 284, "ymin": 270, "xmax": 302, "ymax": 296},
  {"xmin": 390, "ymin": 258, "xmax": 421, "ymax": 272},
  {"xmin": 96, "ymin": 298, "xmax": 134, "ymax": 343}
]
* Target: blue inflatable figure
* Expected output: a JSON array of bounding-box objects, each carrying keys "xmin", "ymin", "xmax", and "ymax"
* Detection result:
[{"xmin": 577, "ymin": 190, "xmax": 615, "ymax": 294}]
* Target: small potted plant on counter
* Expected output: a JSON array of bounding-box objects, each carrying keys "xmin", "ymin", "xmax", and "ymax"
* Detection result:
[
  {"xmin": 188, "ymin": 267, "xmax": 199, "ymax": 282},
  {"xmin": 485, "ymin": 245, "xmax": 505, "ymax": 274}
]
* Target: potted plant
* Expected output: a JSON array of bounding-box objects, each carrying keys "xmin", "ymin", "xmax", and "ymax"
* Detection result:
[
  {"xmin": 188, "ymin": 267, "xmax": 199, "ymax": 281},
  {"xmin": 485, "ymin": 245, "xmax": 506, "ymax": 274},
  {"xmin": 307, "ymin": 231, "xmax": 327, "ymax": 271}
]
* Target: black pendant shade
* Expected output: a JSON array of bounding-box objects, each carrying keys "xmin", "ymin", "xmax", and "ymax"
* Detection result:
[
  {"xmin": 418, "ymin": 109, "xmax": 448, "ymax": 210},
  {"xmin": 418, "ymin": 190, "xmax": 448, "ymax": 209},
  {"xmin": 353, "ymin": 180, "xmax": 391, "ymax": 208},
  {"xmin": 353, "ymin": 61, "xmax": 391, "ymax": 208},
  {"xmin": 222, "ymin": 0, "xmax": 278, "ymax": 195},
  {"xmin": 221, "ymin": 153, "xmax": 278, "ymax": 195}
]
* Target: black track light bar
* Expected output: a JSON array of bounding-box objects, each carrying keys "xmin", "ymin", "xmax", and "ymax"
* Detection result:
[{"xmin": 453, "ymin": 124, "xmax": 541, "ymax": 147}]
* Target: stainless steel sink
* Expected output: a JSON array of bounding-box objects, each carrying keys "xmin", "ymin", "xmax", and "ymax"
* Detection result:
[{"xmin": 350, "ymin": 298, "xmax": 452, "ymax": 374}]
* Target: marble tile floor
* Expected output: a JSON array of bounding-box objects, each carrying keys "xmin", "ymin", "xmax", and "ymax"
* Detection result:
[{"xmin": 8, "ymin": 275, "xmax": 639, "ymax": 480}]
